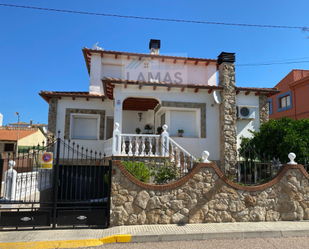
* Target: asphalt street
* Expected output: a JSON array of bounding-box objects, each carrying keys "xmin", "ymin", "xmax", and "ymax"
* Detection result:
[{"xmin": 94, "ymin": 236, "xmax": 309, "ymax": 249}]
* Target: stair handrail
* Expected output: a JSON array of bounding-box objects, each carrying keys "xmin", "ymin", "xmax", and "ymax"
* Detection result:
[{"xmin": 169, "ymin": 137, "xmax": 196, "ymax": 160}]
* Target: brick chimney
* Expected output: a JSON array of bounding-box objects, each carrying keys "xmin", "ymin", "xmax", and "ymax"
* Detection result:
[{"xmin": 149, "ymin": 39, "xmax": 161, "ymax": 55}]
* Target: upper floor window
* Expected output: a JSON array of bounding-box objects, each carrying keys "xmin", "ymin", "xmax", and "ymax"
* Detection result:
[
  {"xmin": 268, "ymin": 99, "xmax": 273, "ymax": 115},
  {"xmin": 277, "ymin": 91, "xmax": 292, "ymax": 112}
]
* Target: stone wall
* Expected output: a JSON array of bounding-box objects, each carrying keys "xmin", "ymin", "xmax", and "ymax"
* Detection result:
[
  {"xmin": 48, "ymin": 98, "xmax": 58, "ymax": 135},
  {"xmin": 110, "ymin": 161, "xmax": 309, "ymax": 226},
  {"xmin": 259, "ymin": 94, "xmax": 269, "ymax": 125},
  {"xmin": 218, "ymin": 62, "xmax": 237, "ymax": 175}
]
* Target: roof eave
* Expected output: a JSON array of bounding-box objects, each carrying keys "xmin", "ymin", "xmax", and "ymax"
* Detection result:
[{"xmin": 101, "ymin": 79, "xmax": 224, "ymax": 90}]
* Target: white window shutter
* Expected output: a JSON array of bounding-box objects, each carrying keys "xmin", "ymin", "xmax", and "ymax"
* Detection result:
[
  {"xmin": 102, "ymin": 64, "xmax": 123, "ymax": 79},
  {"xmin": 170, "ymin": 111, "xmax": 196, "ymax": 137},
  {"xmin": 73, "ymin": 117, "xmax": 98, "ymax": 139}
]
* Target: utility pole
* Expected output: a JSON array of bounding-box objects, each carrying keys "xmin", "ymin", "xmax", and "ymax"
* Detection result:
[{"xmin": 14, "ymin": 112, "xmax": 20, "ymax": 157}]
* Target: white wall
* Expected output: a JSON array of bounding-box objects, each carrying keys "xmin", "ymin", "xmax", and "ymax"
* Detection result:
[
  {"xmin": 236, "ymin": 93, "xmax": 260, "ymax": 149},
  {"xmin": 114, "ymin": 84, "xmax": 220, "ymax": 160},
  {"xmin": 89, "ymin": 54, "xmax": 217, "ymax": 94},
  {"xmin": 56, "ymin": 97, "xmax": 114, "ymax": 152},
  {"xmin": 0, "ymin": 113, "xmax": 3, "ymax": 126}
]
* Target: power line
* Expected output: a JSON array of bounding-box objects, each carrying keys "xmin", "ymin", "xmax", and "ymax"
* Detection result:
[
  {"xmin": 237, "ymin": 60, "xmax": 309, "ymax": 66},
  {"xmin": 0, "ymin": 3, "xmax": 308, "ymax": 30}
]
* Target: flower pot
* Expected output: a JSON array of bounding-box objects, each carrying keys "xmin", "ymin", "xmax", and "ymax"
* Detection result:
[
  {"xmin": 178, "ymin": 133, "xmax": 183, "ymax": 137},
  {"xmin": 145, "ymin": 129, "xmax": 150, "ymax": 134}
]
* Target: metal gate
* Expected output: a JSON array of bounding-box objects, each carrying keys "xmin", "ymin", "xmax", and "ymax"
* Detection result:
[{"xmin": 0, "ymin": 135, "xmax": 112, "ymax": 230}]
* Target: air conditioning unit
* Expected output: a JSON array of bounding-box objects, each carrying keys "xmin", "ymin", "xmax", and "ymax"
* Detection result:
[{"xmin": 237, "ymin": 106, "xmax": 256, "ymax": 119}]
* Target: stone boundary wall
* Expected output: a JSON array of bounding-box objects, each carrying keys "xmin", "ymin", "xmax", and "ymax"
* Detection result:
[{"xmin": 111, "ymin": 161, "xmax": 309, "ymax": 226}]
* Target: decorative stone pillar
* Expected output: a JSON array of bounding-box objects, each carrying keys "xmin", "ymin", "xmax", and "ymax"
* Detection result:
[
  {"xmin": 48, "ymin": 97, "xmax": 58, "ymax": 136},
  {"xmin": 218, "ymin": 52, "xmax": 237, "ymax": 175},
  {"xmin": 259, "ymin": 94, "xmax": 269, "ymax": 124}
]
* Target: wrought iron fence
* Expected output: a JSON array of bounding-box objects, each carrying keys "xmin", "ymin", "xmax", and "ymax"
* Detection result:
[{"xmin": 236, "ymin": 142, "xmax": 282, "ymax": 186}]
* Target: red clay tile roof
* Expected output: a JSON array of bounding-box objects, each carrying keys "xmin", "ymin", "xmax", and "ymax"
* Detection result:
[
  {"xmin": 102, "ymin": 77, "xmax": 224, "ymax": 89},
  {"xmin": 8, "ymin": 122, "xmax": 30, "ymax": 126},
  {"xmin": 0, "ymin": 128, "xmax": 39, "ymax": 141},
  {"xmin": 82, "ymin": 48, "xmax": 217, "ymax": 74},
  {"xmin": 102, "ymin": 77, "xmax": 280, "ymax": 99},
  {"xmin": 103, "ymin": 77, "xmax": 280, "ymax": 92},
  {"xmin": 235, "ymin": 86, "xmax": 280, "ymax": 94},
  {"xmin": 39, "ymin": 91, "xmax": 105, "ymax": 103},
  {"xmin": 289, "ymin": 74, "xmax": 309, "ymax": 87}
]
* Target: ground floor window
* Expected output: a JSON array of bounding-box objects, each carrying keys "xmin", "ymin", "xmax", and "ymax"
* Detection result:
[
  {"xmin": 4, "ymin": 143, "xmax": 14, "ymax": 152},
  {"xmin": 170, "ymin": 110, "xmax": 197, "ymax": 137},
  {"xmin": 71, "ymin": 114, "xmax": 100, "ymax": 140}
]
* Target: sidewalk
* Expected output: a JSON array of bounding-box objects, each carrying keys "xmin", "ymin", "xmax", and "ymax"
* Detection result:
[{"xmin": 1, "ymin": 221, "xmax": 309, "ymax": 248}]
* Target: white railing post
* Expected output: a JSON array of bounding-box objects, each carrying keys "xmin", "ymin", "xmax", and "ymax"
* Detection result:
[
  {"xmin": 3, "ymin": 160, "xmax": 17, "ymax": 201},
  {"xmin": 161, "ymin": 124, "xmax": 169, "ymax": 157},
  {"xmin": 112, "ymin": 123, "xmax": 121, "ymax": 156},
  {"xmin": 287, "ymin": 152, "xmax": 297, "ymax": 164}
]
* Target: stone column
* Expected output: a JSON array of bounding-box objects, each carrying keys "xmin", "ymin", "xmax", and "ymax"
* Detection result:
[
  {"xmin": 218, "ymin": 55, "xmax": 237, "ymax": 176},
  {"xmin": 48, "ymin": 97, "xmax": 58, "ymax": 136},
  {"xmin": 259, "ymin": 94, "xmax": 269, "ymax": 124}
]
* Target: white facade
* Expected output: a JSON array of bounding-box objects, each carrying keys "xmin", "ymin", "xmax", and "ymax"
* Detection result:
[
  {"xmin": 0, "ymin": 113, "xmax": 3, "ymax": 126},
  {"xmin": 89, "ymin": 53, "xmax": 217, "ymax": 95},
  {"xmin": 236, "ymin": 92, "xmax": 260, "ymax": 148},
  {"xmin": 52, "ymin": 47, "xmax": 265, "ymax": 162}
]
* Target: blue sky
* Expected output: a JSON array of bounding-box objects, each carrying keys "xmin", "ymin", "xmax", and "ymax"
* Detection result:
[{"xmin": 1, "ymin": 0, "xmax": 309, "ymax": 125}]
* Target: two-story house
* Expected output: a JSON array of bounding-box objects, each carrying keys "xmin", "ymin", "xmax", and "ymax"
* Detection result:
[{"xmin": 40, "ymin": 40, "xmax": 279, "ymax": 171}]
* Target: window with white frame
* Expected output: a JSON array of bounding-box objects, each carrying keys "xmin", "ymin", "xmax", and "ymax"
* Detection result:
[
  {"xmin": 277, "ymin": 91, "xmax": 292, "ymax": 112},
  {"xmin": 71, "ymin": 114, "xmax": 100, "ymax": 140},
  {"xmin": 279, "ymin": 95, "xmax": 290, "ymax": 108},
  {"xmin": 170, "ymin": 110, "xmax": 197, "ymax": 137}
]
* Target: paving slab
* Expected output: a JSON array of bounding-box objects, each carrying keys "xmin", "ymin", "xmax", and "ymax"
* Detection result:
[{"xmin": 0, "ymin": 221, "xmax": 309, "ymax": 247}]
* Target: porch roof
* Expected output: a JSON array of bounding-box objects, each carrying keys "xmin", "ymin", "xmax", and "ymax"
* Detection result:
[{"xmin": 39, "ymin": 91, "xmax": 105, "ymax": 103}]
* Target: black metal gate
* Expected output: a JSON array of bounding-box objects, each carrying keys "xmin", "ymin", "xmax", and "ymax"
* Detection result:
[{"xmin": 0, "ymin": 135, "xmax": 112, "ymax": 230}]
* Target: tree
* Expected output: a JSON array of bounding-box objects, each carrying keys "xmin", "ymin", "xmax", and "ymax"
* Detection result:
[{"xmin": 240, "ymin": 117, "xmax": 309, "ymax": 164}]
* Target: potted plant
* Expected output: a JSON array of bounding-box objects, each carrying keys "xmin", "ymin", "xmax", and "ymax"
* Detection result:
[
  {"xmin": 178, "ymin": 129, "xmax": 184, "ymax": 137},
  {"xmin": 144, "ymin": 123, "xmax": 153, "ymax": 134},
  {"xmin": 135, "ymin": 127, "xmax": 141, "ymax": 134},
  {"xmin": 157, "ymin": 126, "xmax": 163, "ymax": 134}
]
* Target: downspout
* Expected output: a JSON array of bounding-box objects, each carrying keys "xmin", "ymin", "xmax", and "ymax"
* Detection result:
[{"xmin": 291, "ymin": 85, "xmax": 297, "ymax": 120}]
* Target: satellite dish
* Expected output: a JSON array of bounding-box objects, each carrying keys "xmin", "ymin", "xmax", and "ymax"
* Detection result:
[{"xmin": 213, "ymin": 91, "xmax": 222, "ymax": 104}]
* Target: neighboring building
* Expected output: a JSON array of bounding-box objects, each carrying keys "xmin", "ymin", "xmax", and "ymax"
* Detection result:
[
  {"xmin": 268, "ymin": 69, "xmax": 309, "ymax": 120},
  {"xmin": 8, "ymin": 121, "xmax": 31, "ymax": 128},
  {"xmin": 0, "ymin": 113, "xmax": 3, "ymax": 126},
  {"xmin": 0, "ymin": 127, "xmax": 46, "ymax": 156},
  {"xmin": 8, "ymin": 120, "xmax": 48, "ymax": 133},
  {"xmin": 39, "ymin": 40, "xmax": 279, "ymax": 171}
]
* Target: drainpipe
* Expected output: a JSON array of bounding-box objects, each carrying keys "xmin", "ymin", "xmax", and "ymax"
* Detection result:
[{"xmin": 290, "ymin": 85, "xmax": 297, "ymax": 120}]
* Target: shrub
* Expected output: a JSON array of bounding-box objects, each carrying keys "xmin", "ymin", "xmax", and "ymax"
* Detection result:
[
  {"xmin": 122, "ymin": 161, "xmax": 150, "ymax": 183},
  {"xmin": 240, "ymin": 117, "xmax": 309, "ymax": 164},
  {"xmin": 150, "ymin": 162, "xmax": 179, "ymax": 185}
]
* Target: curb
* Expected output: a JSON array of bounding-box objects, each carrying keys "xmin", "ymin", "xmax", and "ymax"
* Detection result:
[
  {"xmin": 100, "ymin": 234, "xmax": 132, "ymax": 243},
  {"xmin": 0, "ymin": 235, "xmax": 132, "ymax": 249},
  {"xmin": 0, "ymin": 239, "xmax": 103, "ymax": 249}
]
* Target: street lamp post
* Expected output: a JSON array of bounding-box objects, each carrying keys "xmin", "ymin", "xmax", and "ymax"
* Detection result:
[{"xmin": 14, "ymin": 112, "xmax": 20, "ymax": 157}]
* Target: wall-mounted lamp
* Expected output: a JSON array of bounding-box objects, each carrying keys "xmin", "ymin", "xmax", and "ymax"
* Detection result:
[{"xmin": 138, "ymin": 112, "xmax": 143, "ymax": 122}]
